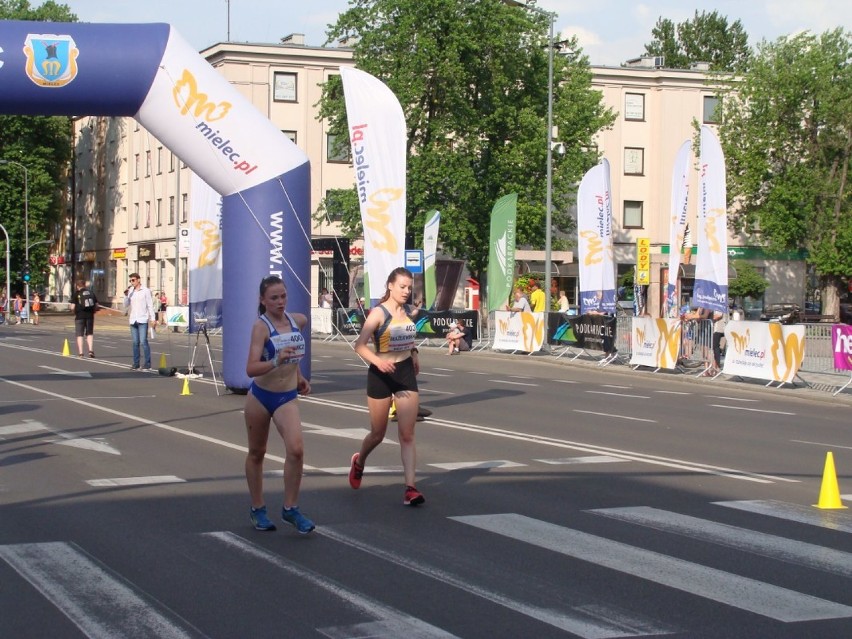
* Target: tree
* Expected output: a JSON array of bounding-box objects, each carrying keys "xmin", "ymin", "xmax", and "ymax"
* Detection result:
[
  {"xmin": 718, "ymin": 29, "xmax": 852, "ymax": 319},
  {"xmin": 727, "ymin": 259, "xmax": 768, "ymax": 305},
  {"xmin": 0, "ymin": 1, "xmax": 77, "ymax": 294},
  {"xmin": 317, "ymin": 0, "xmax": 615, "ymax": 304},
  {"xmin": 643, "ymin": 10, "xmax": 751, "ymax": 72}
]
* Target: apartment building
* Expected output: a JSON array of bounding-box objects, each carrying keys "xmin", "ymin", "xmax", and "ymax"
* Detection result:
[{"xmin": 66, "ymin": 41, "xmax": 804, "ymax": 315}]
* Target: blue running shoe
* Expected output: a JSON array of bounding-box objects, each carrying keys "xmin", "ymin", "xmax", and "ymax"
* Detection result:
[
  {"xmin": 250, "ymin": 505, "xmax": 276, "ymax": 531},
  {"xmin": 282, "ymin": 506, "xmax": 315, "ymax": 534}
]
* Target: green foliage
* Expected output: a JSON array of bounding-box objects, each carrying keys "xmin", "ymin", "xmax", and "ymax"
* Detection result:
[
  {"xmin": 718, "ymin": 29, "xmax": 852, "ymax": 313},
  {"xmin": 642, "ymin": 10, "xmax": 751, "ymax": 72},
  {"xmin": 727, "ymin": 260, "xmax": 768, "ymax": 301},
  {"xmin": 318, "ymin": 0, "xmax": 615, "ymax": 285},
  {"xmin": 0, "ymin": 1, "xmax": 76, "ymax": 291}
]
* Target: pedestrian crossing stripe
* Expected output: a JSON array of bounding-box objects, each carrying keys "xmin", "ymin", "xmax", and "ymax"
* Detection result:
[
  {"xmin": 450, "ymin": 513, "xmax": 852, "ymax": 622},
  {"xmin": 715, "ymin": 499, "xmax": 852, "ymax": 533}
]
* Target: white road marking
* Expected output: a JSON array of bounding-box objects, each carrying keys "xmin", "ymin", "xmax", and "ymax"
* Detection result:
[
  {"xmin": 536, "ymin": 456, "xmax": 629, "ymax": 465},
  {"xmin": 487, "ymin": 379, "xmax": 538, "ymax": 387},
  {"xmin": 0, "ymin": 420, "xmax": 47, "ymax": 436},
  {"xmin": 419, "ymin": 371, "xmax": 451, "ymax": 377},
  {"xmin": 714, "ymin": 500, "xmax": 852, "ymax": 532},
  {"xmin": 205, "ymin": 531, "xmax": 458, "ymax": 638},
  {"xmin": 86, "ymin": 475, "xmax": 185, "ymax": 487},
  {"xmin": 49, "ymin": 437, "xmax": 121, "ymax": 455},
  {"xmin": 452, "ymin": 513, "xmax": 852, "ymax": 622},
  {"xmin": 573, "ymin": 410, "xmax": 656, "ymax": 423},
  {"xmin": 555, "ymin": 379, "xmax": 579, "ymax": 384},
  {"xmin": 591, "ymin": 506, "xmax": 852, "ymax": 578},
  {"xmin": 791, "ymin": 439, "xmax": 852, "ymax": 451},
  {"xmin": 709, "ymin": 404, "xmax": 795, "ymax": 415},
  {"xmin": 707, "ymin": 395, "xmax": 758, "ymax": 402},
  {"xmin": 0, "ymin": 378, "xmax": 316, "ymax": 471},
  {"xmin": 429, "ymin": 460, "xmax": 526, "ymax": 470},
  {"xmin": 0, "ymin": 542, "xmax": 198, "ymax": 638},
  {"xmin": 601, "ymin": 385, "xmax": 630, "ymax": 389},
  {"xmin": 302, "ymin": 423, "xmax": 376, "ymax": 441},
  {"xmin": 585, "ymin": 391, "xmax": 650, "ymax": 399},
  {"xmin": 320, "ymin": 465, "xmax": 404, "ymax": 476},
  {"xmin": 319, "ymin": 525, "xmax": 673, "ymax": 639},
  {"xmin": 654, "ymin": 390, "xmax": 690, "ymax": 395},
  {"xmin": 39, "ymin": 366, "xmax": 92, "ymax": 378}
]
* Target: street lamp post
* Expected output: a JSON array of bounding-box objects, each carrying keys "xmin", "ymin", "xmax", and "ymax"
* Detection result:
[
  {"xmin": 0, "ymin": 159, "xmax": 30, "ymax": 319},
  {"xmin": 504, "ymin": 1, "xmax": 556, "ymax": 313},
  {"xmin": 0, "ymin": 223, "xmax": 10, "ymax": 320}
]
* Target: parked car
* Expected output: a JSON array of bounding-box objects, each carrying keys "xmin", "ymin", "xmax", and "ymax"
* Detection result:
[{"xmin": 759, "ymin": 303, "xmax": 802, "ymax": 324}]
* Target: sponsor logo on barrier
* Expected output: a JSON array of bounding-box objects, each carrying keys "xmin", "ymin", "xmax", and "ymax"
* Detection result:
[
  {"xmin": 24, "ymin": 33, "xmax": 79, "ymax": 87},
  {"xmin": 173, "ymin": 69, "xmax": 258, "ymax": 175}
]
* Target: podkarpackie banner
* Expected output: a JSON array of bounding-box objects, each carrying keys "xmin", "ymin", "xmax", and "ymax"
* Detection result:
[
  {"xmin": 832, "ymin": 324, "xmax": 852, "ymax": 371},
  {"xmin": 577, "ymin": 160, "xmax": 616, "ymax": 314},
  {"xmin": 567, "ymin": 314, "xmax": 617, "ymax": 354},
  {"xmin": 423, "ymin": 210, "xmax": 440, "ymax": 309},
  {"xmin": 665, "ymin": 140, "xmax": 692, "ymax": 316},
  {"xmin": 341, "ymin": 67, "xmax": 406, "ymax": 303},
  {"xmin": 188, "ymin": 173, "xmax": 223, "ymax": 331},
  {"xmin": 692, "ymin": 125, "xmax": 728, "ymax": 314},
  {"xmin": 486, "ymin": 193, "xmax": 518, "ymax": 312}
]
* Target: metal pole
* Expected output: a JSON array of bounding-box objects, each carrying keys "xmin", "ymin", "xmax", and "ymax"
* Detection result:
[
  {"xmin": 0, "ymin": 223, "xmax": 10, "ymax": 321},
  {"xmin": 23, "ymin": 166, "xmax": 29, "ymax": 321},
  {"xmin": 544, "ymin": 12, "xmax": 554, "ymax": 314}
]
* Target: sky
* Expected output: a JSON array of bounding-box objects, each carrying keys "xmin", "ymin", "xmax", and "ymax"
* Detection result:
[{"xmin": 58, "ymin": 0, "xmax": 852, "ymax": 67}]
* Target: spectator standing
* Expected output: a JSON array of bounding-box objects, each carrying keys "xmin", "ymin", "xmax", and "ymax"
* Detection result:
[
  {"xmin": 71, "ymin": 280, "xmax": 98, "ymax": 357},
  {"xmin": 158, "ymin": 291, "xmax": 168, "ymax": 325},
  {"xmin": 529, "ymin": 279, "xmax": 545, "ymax": 312},
  {"xmin": 12, "ymin": 292, "xmax": 25, "ymax": 324},
  {"xmin": 319, "ymin": 287, "xmax": 333, "ymax": 309},
  {"xmin": 124, "ymin": 273, "xmax": 156, "ymax": 370},
  {"xmin": 31, "ymin": 292, "xmax": 41, "ymax": 325},
  {"xmin": 558, "ymin": 290, "xmax": 570, "ymax": 312},
  {"xmin": 348, "ymin": 267, "xmax": 425, "ymax": 507},
  {"xmin": 709, "ymin": 309, "xmax": 728, "ymax": 375},
  {"xmin": 507, "ymin": 287, "xmax": 531, "ymax": 313}
]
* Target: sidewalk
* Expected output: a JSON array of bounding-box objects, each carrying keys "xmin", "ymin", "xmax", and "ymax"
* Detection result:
[{"xmin": 15, "ymin": 312, "xmax": 852, "ymax": 404}]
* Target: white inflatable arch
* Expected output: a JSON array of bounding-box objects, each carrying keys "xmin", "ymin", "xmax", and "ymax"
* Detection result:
[{"xmin": 0, "ymin": 21, "xmax": 311, "ymax": 388}]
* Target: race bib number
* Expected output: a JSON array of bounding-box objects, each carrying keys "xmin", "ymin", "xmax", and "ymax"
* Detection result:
[{"xmin": 270, "ymin": 331, "xmax": 306, "ymax": 364}]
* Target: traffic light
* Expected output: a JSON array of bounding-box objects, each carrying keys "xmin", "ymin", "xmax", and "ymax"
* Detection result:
[{"xmin": 21, "ymin": 260, "xmax": 31, "ymax": 282}]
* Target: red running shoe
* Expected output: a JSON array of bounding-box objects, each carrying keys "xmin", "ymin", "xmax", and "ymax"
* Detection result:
[
  {"xmin": 349, "ymin": 453, "xmax": 364, "ymax": 489},
  {"xmin": 404, "ymin": 485, "xmax": 425, "ymax": 506}
]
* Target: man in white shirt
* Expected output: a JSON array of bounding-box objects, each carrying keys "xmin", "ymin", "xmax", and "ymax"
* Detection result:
[{"xmin": 124, "ymin": 273, "xmax": 156, "ymax": 370}]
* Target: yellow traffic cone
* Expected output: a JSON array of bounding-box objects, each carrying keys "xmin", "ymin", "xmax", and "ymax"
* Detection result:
[
  {"xmin": 814, "ymin": 452, "xmax": 847, "ymax": 509},
  {"xmin": 62, "ymin": 339, "xmax": 70, "ymax": 356},
  {"xmin": 180, "ymin": 377, "xmax": 192, "ymax": 396},
  {"xmin": 159, "ymin": 353, "xmax": 167, "ymax": 369},
  {"xmin": 389, "ymin": 399, "xmax": 397, "ymax": 421}
]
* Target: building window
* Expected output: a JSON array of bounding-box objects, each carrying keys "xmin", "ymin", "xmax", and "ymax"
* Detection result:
[
  {"xmin": 134, "ymin": 154, "xmax": 140, "ymax": 180},
  {"xmin": 133, "ymin": 203, "xmax": 140, "ymax": 229},
  {"xmin": 623, "ymin": 200, "xmax": 644, "ymax": 228},
  {"xmin": 145, "ymin": 201, "xmax": 151, "ymax": 228},
  {"xmin": 326, "ymin": 133, "xmax": 351, "ymax": 163},
  {"xmin": 273, "ymin": 72, "xmax": 297, "ymax": 102},
  {"xmin": 181, "ymin": 194, "xmax": 188, "ymax": 223},
  {"xmin": 145, "ymin": 150, "xmax": 151, "ymax": 177},
  {"xmin": 170, "ymin": 151, "xmax": 176, "ymax": 172},
  {"xmin": 169, "ymin": 196, "xmax": 175, "ymax": 225},
  {"xmin": 703, "ymin": 95, "xmax": 721, "ymax": 124},
  {"xmin": 156, "ymin": 147, "xmax": 163, "ymax": 174},
  {"xmin": 156, "ymin": 198, "xmax": 162, "ymax": 226},
  {"xmin": 624, "ymin": 93, "xmax": 645, "ymax": 121},
  {"xmin": 282, "ymin": 130, "xmax": 297, "ymax": 144},
  {"xmin": 624, "ymin": 147, "xmax": 644, "ymax": 175},
  {"xmin": 324, "ymin": 189, "xmax": 345, "ymax": 222}
]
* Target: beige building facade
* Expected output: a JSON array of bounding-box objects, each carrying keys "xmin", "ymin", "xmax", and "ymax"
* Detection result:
[{"xmin": 66, "ymin": 42, "xmax": 803, "ymax": 316}]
